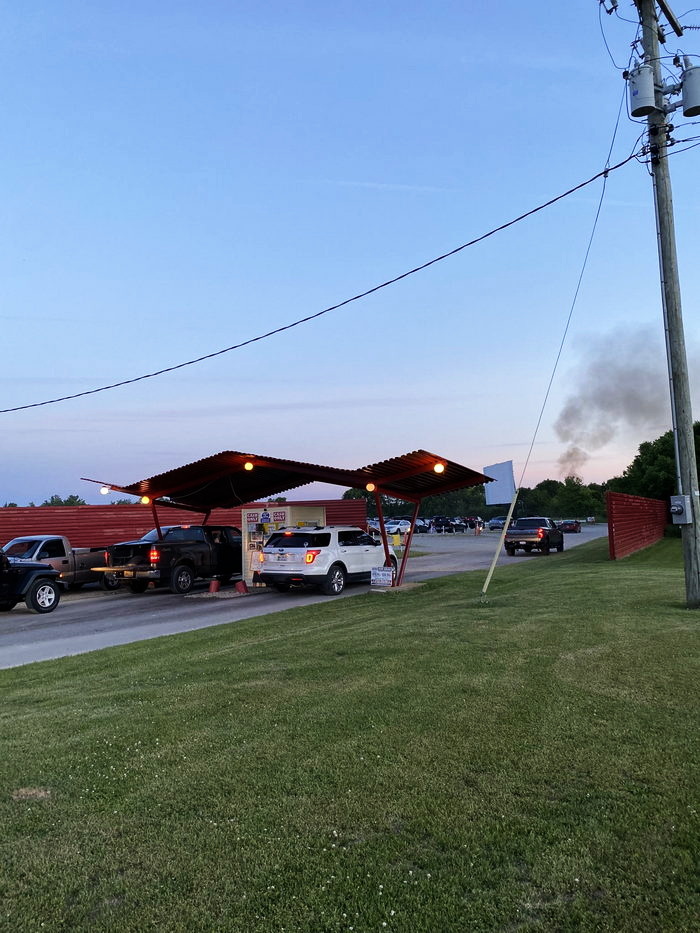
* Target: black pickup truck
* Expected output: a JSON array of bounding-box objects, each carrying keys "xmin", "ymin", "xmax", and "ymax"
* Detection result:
[
  {"xmin": 0, "ymin": 546, "xmax": 61, "ymax": 613},
  {"xmin": 504, "ymin": 517, "xmax": 564, "ymax": 556},
  {"xmin": 93, "ymin": 525, "xmax": 243, "ymax": 594}
]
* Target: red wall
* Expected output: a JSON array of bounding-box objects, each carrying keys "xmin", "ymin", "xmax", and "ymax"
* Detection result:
[
  {"xmin": 0, "ymin": 500, "xmax": 367, "ymax": 548},
  {"xmin": 606, "ymin": 491, "xmax": 668, "ymax": 560}
]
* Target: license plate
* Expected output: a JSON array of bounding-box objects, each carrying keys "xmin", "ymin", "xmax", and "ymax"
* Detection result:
[
  {"xmin": 124, "ymin": 570, "xmax": 134, "ymax": 578},
  {"xmin": 275, "ymin": 554, "xmax": 288, "ymax": 562}
]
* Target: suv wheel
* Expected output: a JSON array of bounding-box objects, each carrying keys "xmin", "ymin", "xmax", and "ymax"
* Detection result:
[
  {"xmin": 320, "ymin": 564, "xmax": 345, "ymax": 596},
  {"xmin": 25, "ymin": 579, "xmax": 60, "ymax": 613}
]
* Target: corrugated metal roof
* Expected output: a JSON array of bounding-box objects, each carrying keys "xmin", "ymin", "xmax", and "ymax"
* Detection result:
[{"xmin": 83, "ymin": 448, "xmax": 492, "ymax": 512}]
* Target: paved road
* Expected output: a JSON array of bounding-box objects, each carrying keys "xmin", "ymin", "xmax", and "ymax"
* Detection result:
[{"xmin": 0, "ymin": 525, "xmax": 607, "ymax": 670}]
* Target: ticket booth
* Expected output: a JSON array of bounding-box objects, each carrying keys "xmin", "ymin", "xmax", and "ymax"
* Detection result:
[{"xmin": 241, "ymin": 504, "xmax": 326, "ymax": 587}]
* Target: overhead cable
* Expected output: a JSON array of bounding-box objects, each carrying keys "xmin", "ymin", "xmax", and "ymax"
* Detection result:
[{"xmin": 1, "ymin": 152, "xmax": 641, "ymax": 415}]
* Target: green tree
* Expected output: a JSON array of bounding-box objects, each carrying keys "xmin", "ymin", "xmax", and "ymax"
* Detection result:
[
  {"xmin": 520, "ymin": 479, "xmax": 562, "ymax": 516},
  {"xmin": 551, "ymin": 476, "xmax": 597, "ymax": 518},
  {"xmin": 608, "ymin": 423, "xmax": 700, "ymax": 501},
  {"xmin": 2, "ymin": 502, "xmax": 18, "ymax": 508},
  {"xmin": 40, "ymin": 494, "xmax": 88, "ymax": 506}
]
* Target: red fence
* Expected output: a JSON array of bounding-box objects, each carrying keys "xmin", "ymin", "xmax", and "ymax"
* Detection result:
[
  {"xmin": 606, "ymin": 491, "xmax": 667, "ymax": 560},
  {"xmin": 0, "ymin": 500, "xmax": 367, "ymax": 548}
]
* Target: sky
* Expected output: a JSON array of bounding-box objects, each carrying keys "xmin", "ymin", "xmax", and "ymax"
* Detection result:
[{"xmin": 2, "ymin": 1, "xmax": 700, "ymax": 506}]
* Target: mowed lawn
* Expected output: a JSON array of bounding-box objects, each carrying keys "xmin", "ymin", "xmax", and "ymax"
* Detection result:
[{"xmin": 1, "ymin": 538, "xmax": 698, "ymax": 932}]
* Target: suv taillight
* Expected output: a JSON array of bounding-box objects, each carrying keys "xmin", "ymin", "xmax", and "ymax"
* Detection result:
[
  {"xmin": 305, "ymin": 549, "xmax": 322, "ymax": 564},
  {"xmin": 149, "ymin": 547, "xmax": 160, "ymax": 563}
]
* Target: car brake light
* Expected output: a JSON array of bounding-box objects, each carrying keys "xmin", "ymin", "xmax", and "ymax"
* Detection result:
[
  {"xmin": 258, "ymin": 551, "xmax": 265, "ymax": 563},
  {"xmin": 537, "ymin": 528, "xmax": 545, "ymax": 539},
  {"xmin": 305, "ymin": 549, "xmax": 321, "ymax": 564},
  {"xmin": 149, "ymin": 547, "xmax": 160, "ymax": 562},
  {"xmin": 104, "ymin": 550, "xmax": 109, "ymax": 564}
]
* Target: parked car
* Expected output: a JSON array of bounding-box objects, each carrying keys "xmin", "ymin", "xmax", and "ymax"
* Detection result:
[
  {"xmin": 0, "ymin": 546, "xmax": 61, "ymax": 613},
  {"xmin": 367, "ymin": 519, "xmax": 382, "ymax": 536},
  {"xmin": 558, "ymin": 519, "xmax": 582, "ymax": 533},
  {"xmin": 432, "ymin": 516, "xmax": 454, "ymax": 533},
  {"xmin": 504, "ymin": 517, "xmax": 564, "ymax": 556},
  {"xmin": 413, "ymin": 518, "xmax": 430, "ymax": 534},
  {"xmin": 385, "ymin": 519, "xmax": 411, "ymax": 536},
  {"xmin": 450, "ymin": 518, "xmax": 467, "ymax": 533},
  {"xmin": 3, "ymin": 534, "xmax": 118, "ymax": 590},
  {"xmin": 488, "ymin": 516, "xmax": 509, "ymax": 531},
  {"xmin": 258, "ymin": 526, "xmax": 397, "ymax": 595},
  {"xmin": 94, "ymin": 525, "xmax": 243, "ymax": 594}
]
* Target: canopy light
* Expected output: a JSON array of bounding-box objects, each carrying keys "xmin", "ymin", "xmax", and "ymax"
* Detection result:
[
  {"xmin": 140, "ymin": 496, "xmax": 151, "ymax": 505},
  {"xmin": 433, "ymin": 462, "xmax": 445, "ymax": 474},
  {"xmin": 100, "ymin": 486, "xmax": 111, "ymax": 495},
  {"xmin": 244, "ymin": 461, "xmax": 254, "ymax": 471},
  {"xmin": 366, "ymin": 482, "xmax": 376, "ymax": 492}
]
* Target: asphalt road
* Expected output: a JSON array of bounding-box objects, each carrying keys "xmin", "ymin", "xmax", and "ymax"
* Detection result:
[{"xmin": 0, "ymin": 525, "xmax": 608, "ymax": 670}]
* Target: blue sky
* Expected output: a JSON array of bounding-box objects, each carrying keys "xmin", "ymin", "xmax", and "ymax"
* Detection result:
[{"xmin": 2, "ymin": 1, "xmax": 699, "ymax": 505}]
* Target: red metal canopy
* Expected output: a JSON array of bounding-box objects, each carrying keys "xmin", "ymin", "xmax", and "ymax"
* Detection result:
[{"xmin": 83, "ymin": 449, "xmax": 492, "ymax": 511}]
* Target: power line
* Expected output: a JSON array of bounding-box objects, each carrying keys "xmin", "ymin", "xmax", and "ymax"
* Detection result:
[{"xmin": 1, "ymin": 152, "xmax": 641, "ymax": 415}]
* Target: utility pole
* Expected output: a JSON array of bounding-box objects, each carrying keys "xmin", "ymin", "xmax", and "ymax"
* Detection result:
[{"xmin": 634, "ymin": 0, "xmax": 700, "ymax": 607}]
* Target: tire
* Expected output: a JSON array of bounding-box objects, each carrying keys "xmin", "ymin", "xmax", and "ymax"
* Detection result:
[
  {"xmin": 541, "ymin": 539, "xmax": 551, "ymax": 554},
  {"xmin": 170, "ymin": 563, "xmax": 195, "ymax": 595},
  {"xmin": 128, "ymin": 580, "xmax": 149, "ymax": 594},
  {"xmin": 556, "ymin": 540, "xmax": 564, "ymax": 553},
  {"xmin": 0, "ymin": 601, "xmax": 17, "ymax": 611},
  {"xmin": 25, "ymin": 579, "xmax": 61, "ymax": 614},
  {"xmin": 320, "ymin": 564, "xmax": 345, "ymax": 596},
  {"xmin": 100, "ymin": 573, "xmax": 120, "ymax": 591},
  {"xmin": 505, "ymin": 546, "xmax": 516, "ymax": 557}
]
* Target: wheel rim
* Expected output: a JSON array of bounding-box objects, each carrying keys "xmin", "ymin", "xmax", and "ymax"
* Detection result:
[
  {"xmin": 36, "ymin": 585, "xmax": 56, "ymax": 608},
  {"xmin": 330, "ymin": 569, "xmax": 344, "ymax": 593},
  {"xmin": 176, "ymin": 568, "xmax": 193, "ymax": 590}
]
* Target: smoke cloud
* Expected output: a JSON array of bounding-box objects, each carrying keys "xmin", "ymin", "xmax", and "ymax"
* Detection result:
[{"xmin": 554, "ymin": 326, "xmax": 671, "ymax": 478}]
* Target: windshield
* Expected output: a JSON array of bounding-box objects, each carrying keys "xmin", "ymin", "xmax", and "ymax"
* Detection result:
[{"xmin": 3, "ymin": 540, "xmax": 39, "ymax": 558}]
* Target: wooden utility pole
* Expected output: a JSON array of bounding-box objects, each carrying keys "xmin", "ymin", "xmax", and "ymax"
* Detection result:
[{"xmin": 635, "ymin": 0, "xmax": 700, "ymax": 606}]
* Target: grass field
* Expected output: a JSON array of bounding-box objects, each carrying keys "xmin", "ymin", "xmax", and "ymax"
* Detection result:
[{"xmin": 1, "ymin": 538, "xmax": 698, "ymax": 932}]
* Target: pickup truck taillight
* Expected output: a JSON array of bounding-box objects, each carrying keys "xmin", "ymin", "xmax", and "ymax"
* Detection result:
[
  {"xmin": 104, "ymin": 550, "xmax": 110, "ymax": 564},
  {"xmin": 149, "ymin": 547, "xmax": 160, "ymax": 563},
  {"xmin": 305, "ymin": 549, "xmax": 322, "ymax": 564},
  {"xmin": 537, "ymin": 528, "xmax": 545, "ymax": 539}
]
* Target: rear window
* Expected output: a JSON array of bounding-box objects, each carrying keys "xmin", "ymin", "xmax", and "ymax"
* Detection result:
[
  {"xmin": 266, "ymin": 532, "xmax": 331, "ymax": 548},
  {"xmin": 513, "ymin": 519, "xmax": 546, "ymax": 529}
]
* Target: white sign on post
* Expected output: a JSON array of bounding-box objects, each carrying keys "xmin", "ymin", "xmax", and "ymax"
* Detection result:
[{"xmin": 371, "ymin": 566, "xmax": 394, "ymax": 587}]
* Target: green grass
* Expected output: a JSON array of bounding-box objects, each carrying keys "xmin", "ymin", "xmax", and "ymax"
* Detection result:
[{"xmin": 1, "ymin": 538, "xmax": 698, "ymax": 932}]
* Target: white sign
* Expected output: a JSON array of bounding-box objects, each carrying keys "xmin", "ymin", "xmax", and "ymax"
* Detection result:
[
  {"xmin": 483, "ymin": 460, "xmax": 516, "ymax": 505},
  {"xmin": 371, "ymin": 566, "xmax": 394, "ymax": 587}
]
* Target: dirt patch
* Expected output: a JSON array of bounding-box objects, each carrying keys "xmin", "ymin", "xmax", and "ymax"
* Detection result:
[{"xmin": 12, "ymin": 787, "xmax": 52, "ymax": 801}]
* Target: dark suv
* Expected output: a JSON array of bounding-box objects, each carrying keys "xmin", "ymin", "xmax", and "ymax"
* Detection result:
[{"xmin": 0, "ymin": 547, "xmax": 61, "ymax": 613}]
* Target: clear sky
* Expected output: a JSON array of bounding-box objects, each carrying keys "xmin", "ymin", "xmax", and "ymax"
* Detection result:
[{"xmin": 2, "ymin": 1, "xmax": 699, "ymax": 505}]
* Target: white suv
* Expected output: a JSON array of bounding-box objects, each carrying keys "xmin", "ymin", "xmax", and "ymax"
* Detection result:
[{"xmin": 258, "ymin": 526, "xmax": 397, "ymax": 595}]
